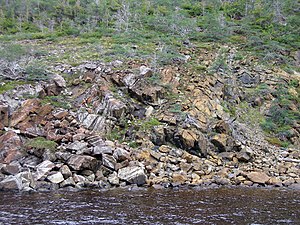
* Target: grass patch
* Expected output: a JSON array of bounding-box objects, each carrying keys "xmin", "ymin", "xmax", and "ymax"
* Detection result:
[
  {"xmin": 41, "ymin": 96, "xmax": 71, "ymax": 109},
  {"xmin": 0, "ymin": 81, "xmax": 30, "ymax": 94},
  {"xmin": 25, "ymin": 137, "xmax": 58, "ymax": 151}
]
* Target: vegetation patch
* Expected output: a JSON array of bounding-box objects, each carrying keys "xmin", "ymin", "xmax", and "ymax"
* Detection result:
[{"xmin": 25, "ymin": 137, "xmax": 58, "ymax": 151}]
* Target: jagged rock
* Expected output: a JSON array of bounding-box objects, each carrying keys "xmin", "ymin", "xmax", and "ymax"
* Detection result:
[
  {"xmin": 158, "ymin": 145, "xmax": 171, "ymax": 153},
  {"xmin": 236, "ymin": 152, "xmax": 251, "ymax": 162},
  {"xmin": 267, "ymin": 177, "xmax": 282, "ymax": 186},
  {"xmin": 10, "ymin": 99, "xmax": 40, "ymax": 127},
  {"xmin": 178, "ymin": 129, "xmax": 198, "ymax": 150},
  {"xmin": 247, "ymin": 172, "xmax": 270, "ymax": 184},
  {"xmin": 66, "ymin": 141, "xmax": 88, "ymax": 153},
  {"xmin": 118, "ymin": 166, "xmax": 146, "ymax": 185},
  {"xmin": 93, "ymin": 145, "xmax": 113, "ymax": 155},
  {"xmin": 145, "ymin": 106, "xmax": 154, "ymax": 118},
  {"xmin": 47, "ymin": 172, "xmax": 64, "ymax": 184},
  {"xmin": 77, "ymin": 113, "xmax": 106, "ymax": 132},
  {"xmin": 211, "ymin": 133, "xmax": 232, "ymax": 152},
  {"xmin": 73, "ymin": 174, "xmax": 87, "ymax": 183},
  {"xmin": 108, "ymin": 172, "xmax": 119, "ymax": 185},
  {"xmin": 102, "ymin": 154, "xmax": 117, "ymax": 170},
  {"xmin": 55, "ymin": 151, "xmax": 72, "ymax": 162},
  {"xmin": 60, "ymin": 177, "xmax": 76, "ymax": 188},
  {"xmin": 52, "ymin": 74, "xmax": 66, "ymax": 88},
  {"xmin": 129, "ymin": 79, "xmax": 164, "ymax": 103},
  {"xmin": 34, "ymin": 160, "xmax": 56, "ymax": 180},
  {"xmin": 0, "ymin": 131, "xmax": 23, "ymax": 163},
  {"xmin": 1, "ymin": 163, "xmax": 20, "ymax": 175},
  {"xmin": 67, "ymin": 155, "xmax": 98, "ymax": 171},
  {"xmin": 214, "ymin": 120, "xmax": 230, "ymax": 134},
  {"xmin": 35, "ymin": 181, "xmax": 59, "ymax": 191},
  {"xmin": 0, "ymin": 176, "xmax": 23, "ymax": 191},
  {"xmin": 83, "ymin": 71, "xmax": 96, "ymax": 83},
  {"xmin": 17, "ymin": 171, "xmax": 36, "ymax": 189},
  {"xmin": 0, "ymin": 103, "xmax": 9, "ymax": 129},
  {"xmin": 139, "ymin": 66, "xmax": 153, "ymax": 77},
  {"xmin": 172, "ymin": 173, "xmax": 188, "ymax": 184},
  {"xmin": 113, "ymin": 148, "xmax": 131, "ymax": 162},
  {"xmin": 60, "ymin": 165, "xmax": 72, "ymax": 179},
  {"xmin": 53, "ymin": 110, "xmax": 69, "ymax": 120},
  {"xmin": 215, "ymin": 177, "xmax": 231, "ymax": 185}
]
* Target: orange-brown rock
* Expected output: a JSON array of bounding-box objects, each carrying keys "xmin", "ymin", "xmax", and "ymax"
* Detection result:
[
  {"xmin": 10, "ymin": 99, "xmax": 41, "ymax": 127},
  {"xmin": 247, "ymin": 172, "xmax": 270, "ymax": 184},
  {"xmin": 0, "ymin": 131, "xmax": 24, "ymax": 163},
  {"xmin": 179, "ymin": 129, "xmax": 198, "ymax": 150}
]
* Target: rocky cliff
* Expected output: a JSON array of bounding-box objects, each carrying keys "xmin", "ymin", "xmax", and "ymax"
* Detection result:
[{"xmin": 0, "ymin": 44, "xmax": 299, "ymax": 192}]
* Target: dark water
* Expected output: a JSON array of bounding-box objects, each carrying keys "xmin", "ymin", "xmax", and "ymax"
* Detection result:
[{"xmin": 0, "ymin": 187, "xmax": 299, "ymax": 225}]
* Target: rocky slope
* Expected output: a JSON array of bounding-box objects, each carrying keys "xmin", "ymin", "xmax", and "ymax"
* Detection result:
[{"xmin": 0, "ymin": 45, "xmax": 299, "ymax": 192}]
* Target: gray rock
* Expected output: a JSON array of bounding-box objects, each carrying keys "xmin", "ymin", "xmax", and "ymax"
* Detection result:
[
  {"xmin": 66, "ymin": 141, "xmax": 88, "ymax": 153},
  {"xmin": 43, "ymin": 149, "xmax": 57, "ymax": 162},
  {"xmin": 47, "ymin": 172, "xmax": 64, "ymax": 184},
  {"xmin": 102, "ymin": 154, "xmax": 117, "ymax": 170},
  {"xmin": 140, "ymin": 66, "xmax": 153, "ymax": 77},
  {"xmin": 77, "ymin": 113, "xmax": 106, "ymax": 133},
  {"xmin": 108, "ymin": 172, "xmax": 119, "ymax": 185},
  {"xmin": 236, "ymin": 152, "xmax": 251, "ymax": 162},
  {"xmin": 17, "ymin": 171, "xmax": 36, "ymax": 189},
  {"xmin": 0, "ymin": 176, "xmax": 23, "ymax": 191},
  {"xmin": 35, "ymin": 181, "xmax": 59, "ymax": 191},
  {"xmin": 73, "ymin": 174, "xmax": 87, "ymax": 183},
  {"xmin": 93, "ymin": 146, "xmax": 113, "ymax": 155},
  {"xmin": 60, "ymin": 165, "xmax": 72, "ymax": 179},
  {"xmin": 34, "ymin": 160, "xmax": 56, "ymax": 181},
  {"xmin": 67, "ymin": 155, "xmax": 98, "ymax": 171},
  {"xmin": 55, "ymin": 151, "xmax": 72, "ymax": 162},
  {"xmin": 113, "ymin": 148, "xmax": 130, "ymax": 162},
  {"xmin": 1, "ymin": 163, "xmax": 20, "ymax": 175},
  {"xmin": 60, "ymin": 177, "xmax": 76, "ymax": 188},
  {"xmin": 52, "ymin": 74, "xmax": 66, "ymax": 88},
  {"xmin": 118, "ymin": 166, "xmax": 146, "ymax": 186}
]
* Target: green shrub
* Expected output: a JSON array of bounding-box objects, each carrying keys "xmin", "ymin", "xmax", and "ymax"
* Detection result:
[
  {"xmin": 0, "ymin": 81, "xmax": 28, "ymax": 94},
  {"xmin": 41, "ymin": 96, "xmax": 71, "ymax": 109},
  {"xmin": 25, "ymin": 137, "xmax": 58, "ymax": 151},
  {"xmin": 0, "ymin": 43, "xmax": 27, "ymax": 61},
  {"xmin": 25, "ymin": 63, "xmax": 50, "ymax": 81}
]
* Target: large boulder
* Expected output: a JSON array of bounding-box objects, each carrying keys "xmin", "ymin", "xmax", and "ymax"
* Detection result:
[
  {"xmin": 0, "ymin": 176, "xmax": 23, "ymax": 191},
  {"xmin": 34, "ymin": 160, "xmax": 56, "ymax": 180},
  {"xmin": 102, "ymin": 154, "xmax": 117, "ymax": 170},
  {"xmin": 0, "ymin": 131, "xmax": 24, "ymax": 164},
  {"xmin": 118, "ymin": 166, "xmax": 146, "ymax": 185},
  {"xmin": 47, "ymin": 172, "xmax": 64, "ymax": 184},
  {"xmin": 10, "ymin": 99, "xmax": 41, "ymax": 127},
  {"xmin": 247, "ymin": 172, "xmax": 270, "ymax": 184},
  {"xmin": 67, "ymin": 155, "xmax": 98, "ymax": 171}
]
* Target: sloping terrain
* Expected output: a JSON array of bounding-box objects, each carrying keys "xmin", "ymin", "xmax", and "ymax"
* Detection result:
[{"xmin": 0, "ymin": 39, "xmax": 299, "ymax": 191}]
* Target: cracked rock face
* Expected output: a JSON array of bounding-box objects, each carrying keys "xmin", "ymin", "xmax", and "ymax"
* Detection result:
[
  {"xmin": 118, "ymin": 166, "xmax": 146, "ymax": 186},
  {"xmin": 0, "ymin": 57, "xmax": 299, "ymax": 192}
]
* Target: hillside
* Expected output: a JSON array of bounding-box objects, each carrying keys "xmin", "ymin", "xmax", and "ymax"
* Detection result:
[{"xmin": 0, "ymin": 0, "xmax": 299, "ymax": 191}]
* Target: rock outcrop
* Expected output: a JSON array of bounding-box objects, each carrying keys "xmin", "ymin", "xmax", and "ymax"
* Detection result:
[{"xmin": 0, "ymin": 53, "xmax": 299, "ymax": 192}]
